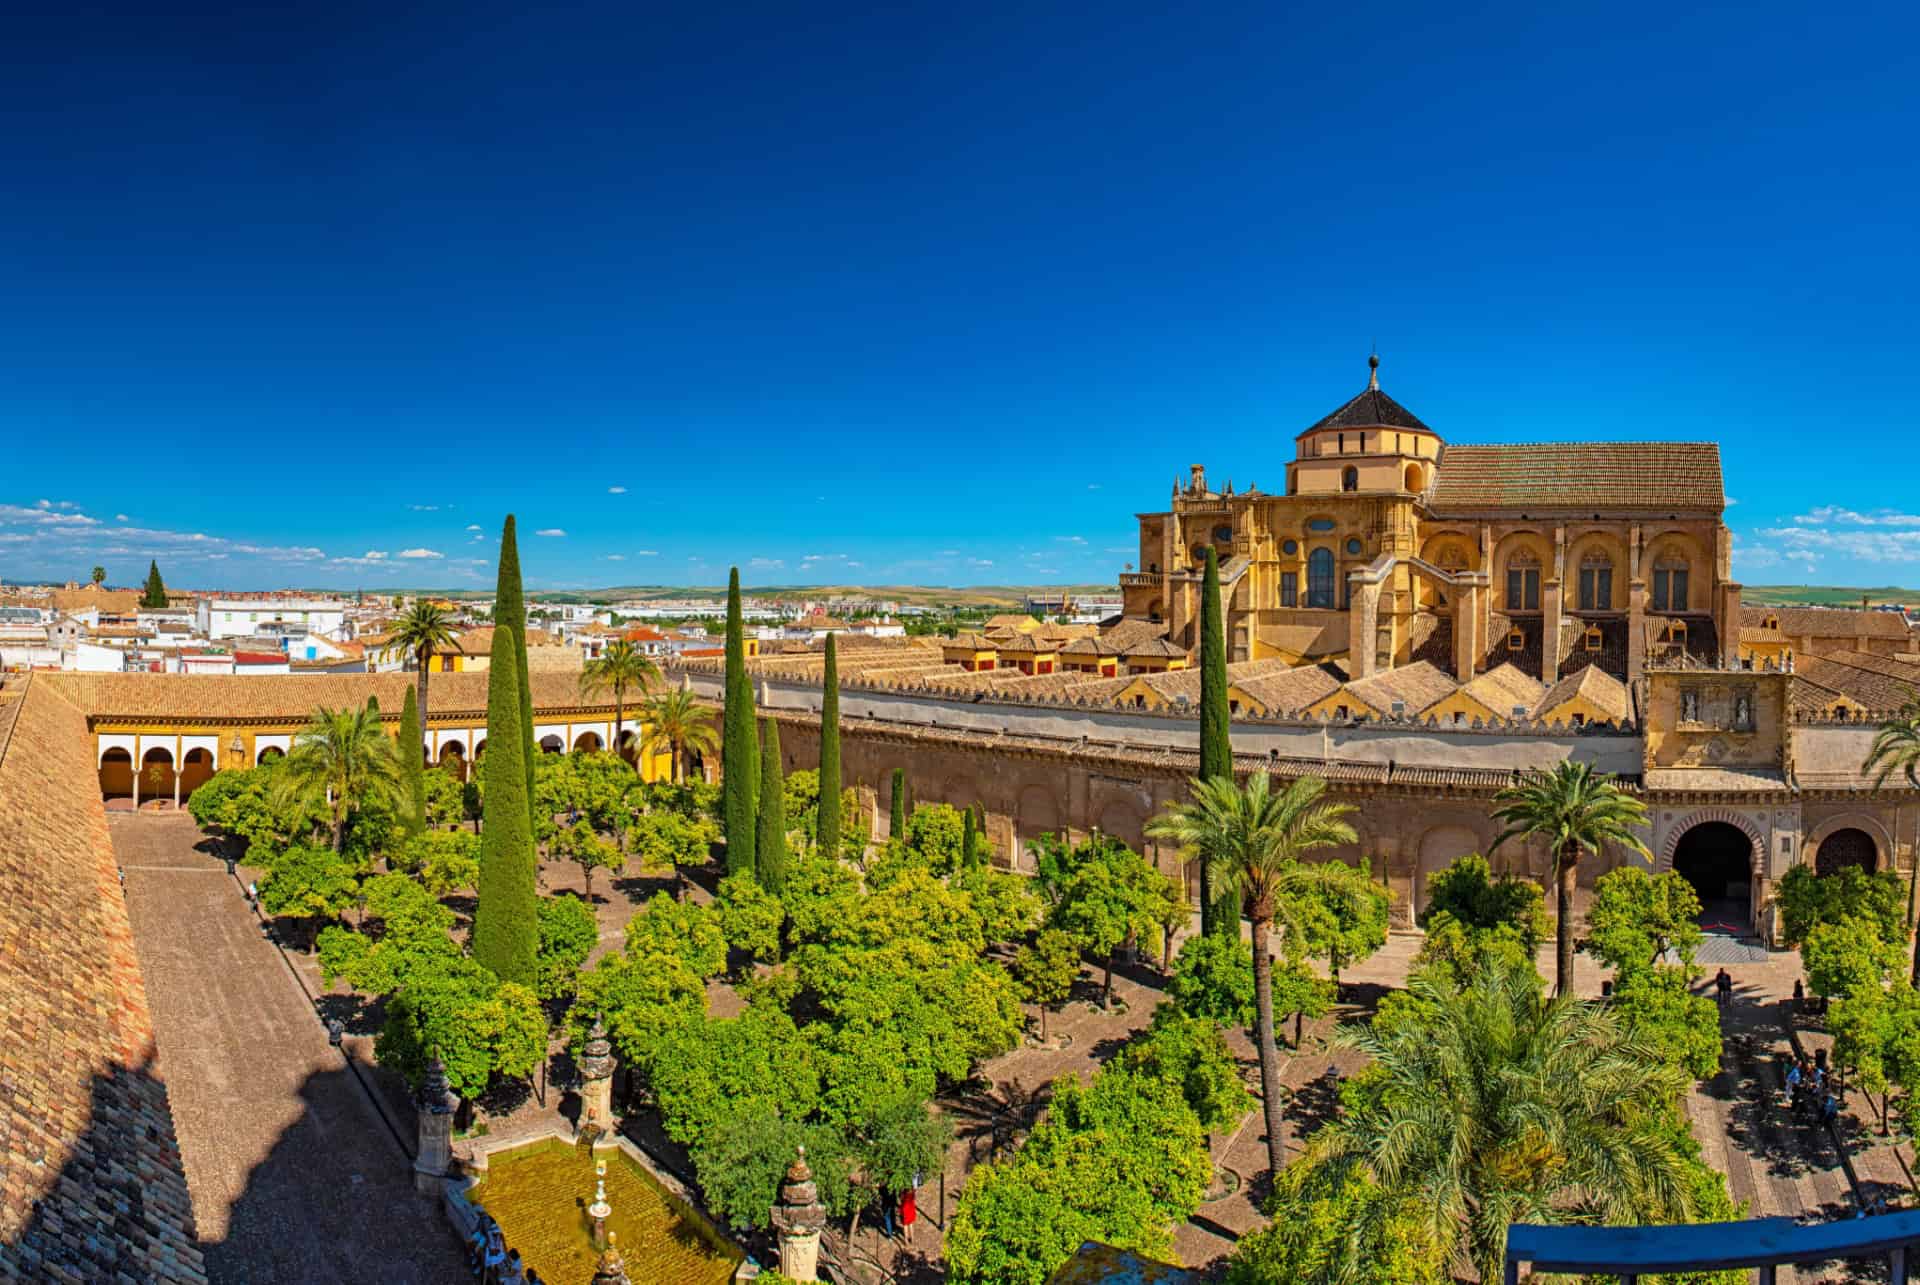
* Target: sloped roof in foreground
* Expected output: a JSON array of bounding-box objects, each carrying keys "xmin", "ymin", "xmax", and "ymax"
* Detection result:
[
  {"xmin": 1430, "ymin": 442, "xmax": 1723, "ymax": 512},
  {"xmin": 0, "ymin": 677, "xmax": 205, "ymax": 1280}
]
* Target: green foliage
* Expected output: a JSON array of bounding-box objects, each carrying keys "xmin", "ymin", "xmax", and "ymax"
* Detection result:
[
  {"xmin": 536, "ymin": 751, "xmax": 642, "ymax": 832},
  {"xmin": 140, "ymin": 559, "xmax": 168, "ymax": 609},
  {"xmin": 756, "ymin": 718, "xmax": 788, "ymax": 892},
  {"xmin": 899, "ymin": 802, "xmax": 966, "ymax": 873},
  {"xmin": 1169, "ymin": 931, "xmax": 1256, "ymax": 1028},
  {"xmin": 946, "ymin": 1068, "xmax": 1210, "ymax": 1285},
  {"xmin": 473, "ymin": 624, "xmax": 539, "ymax": 985},
  {"xmin": 1119, "ymin": 1006, "xmax": 1252, "ymax": 1133},
  {"xmin": 493, "ymin": 516, "xmax": 538, "ymax": 823},
  {"xmin": 1589, "ymin": 865, "xmax": 1706, "ymax": 975},
  {"xmin": 1199, "ymin": 545, "xmax": 1233, "ymax": 935},
  {"xmin": 1225, "ymin": 1168, "xmax": 1448, "ymax": 1285},
  {"xmin": 1803, "ymin": 914, "xmax": 1905, "ymax": 999},
  {"xmin": 188, "ymin": 761, "xmax": 329, "ymax": 855},
  {"xmin": 1417, "ymin": 853, "xmax": 1550, "ymax": 952},
  {"xmin": 691, "ymin": 1111, "xmax": 849, "ymax": 1231},
  {"xmin": 398, "ymin": 684, "xmax": 426, "ymax": 835},
  {"xmin": 817, "ymin": 632, "xmax": 843, "ymax": 861},
  {"xmin": 889, "ymin": 767, "xmax": 906, "ymax": 839},
  {"xmin": 550, "ymin": 819, "xmax": 625, "ymax": 900},
  {"xmin": 1012, "ymin": 928, "xmax": 1081, "ymax": 1035},
  {"xmin": 651, "ymin": 1007, "xmax": 823, "ymax": 1148},
  {"xmin": 951, "ymin": 864, "xmax": 1044, "ymax": 944},
  {"xmin": 1269, "ymin": 955, "xmax": 1335, "ymax": 1045},
  {"xmin": 722, "ymin": 567, "xmax": 758, "ymax": 874},
  {"xmin": 574, "ymin": 948, "xmax": 707, "ymax": 1080},
  {"xmin": 1048, "ymin": 840, "xmax": 1178, "ymax": 986},
  {"xmin": 1611, "ymin": 965, "xmax": 1722, "ymax": 1080},
  {"xmin": 625, "ymin": 892, "xmax": 729, "ymax": 979},
  {"xmin": 1776, "ymin": 863, "xmax": 1907, "ymax": 948},
  {"xmin": 534, "ymin": 893, "xmax": 597, "ymax": 1000},
  {"xmin": 276, "ymin": 700, "xmax": 407, "ymax": 854},
  {"xmin": 377, "ymin": 969, "xmax": 546, "ymax": 1101},
  {"xmin": 396, "ymin": 827, "xmax": 481, "ymax": 896},
  {"xmin": 420, "ymin": 764, "xmax": 463, "ymax": 828},
  {"xmin": 1289, "ymin": 857, "xmax": 1392, "ymax": 981},
  {"xmin": 780, "ymin": 847, "xmax": 864, "ymax": 942},
  {"xmin": 626, "ymin": 807, "xmax": 714, "ymax": 891},
  {"xmin": 718, "ymin": 868, "xmax": 785, "ymax": 964},
  {"xmin": 258, "ymin": 842, "xmax": 360, "ymax": 924},
  {"xmin": 580, "ymin": 638, "xmax": 660, "ymax": 741}
]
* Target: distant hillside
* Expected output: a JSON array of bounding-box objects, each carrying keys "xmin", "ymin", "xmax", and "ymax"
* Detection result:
[
  {"xmin": 1743, "ymin": 584, "xmax": 1920, "ymax": 608},
  {"xmin": 386, "ymin": 583, "xmax": 1117, "ymax": 608}
]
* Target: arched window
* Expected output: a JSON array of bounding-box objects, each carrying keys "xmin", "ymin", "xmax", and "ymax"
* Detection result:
[
  {"xmin": 1653, "ymin": 556, "xmax": 1690, "ymax": 612},
  {"xmin": 1341, "ymin": 466, "xmax": 1358, "ymax": 492},
  {"xmin": 1578, "ymin": 553, "xmax": 1613, "ymax": 611},
  {"xmin": 1506, "ymin": 552, "xmax": 1541, "ymax": 611},
  {"xmin": 1307, "ymin": 547, "xmax": 1336, "ymax": 609}
]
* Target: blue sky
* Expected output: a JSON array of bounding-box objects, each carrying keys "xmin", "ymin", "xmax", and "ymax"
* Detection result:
[{"xmin": 2, "ymin": 1, "xmax": 1917, "ymax": 591}]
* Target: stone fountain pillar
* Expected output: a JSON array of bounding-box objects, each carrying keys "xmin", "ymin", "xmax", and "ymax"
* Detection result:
[
  {"xmin": 770, "ymin": 1147, "xmax": 828, "ymax": 1282},
  {"xmin": 590, "ymin": 1235, "xmax": 630, "ymax": 1285},
  {"xmin": 579, "ymin": 1015, "xmax": 616, "ymax": 1141},
  {"xmin": 412, "ymin": 1053, "xmax": 458, "ymax": 1194}
]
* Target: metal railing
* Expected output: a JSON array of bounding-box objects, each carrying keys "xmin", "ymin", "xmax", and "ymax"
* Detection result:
[{"xmin": 1505, "ymin": 1211, "xmax": 1920, "ymax": 1284}]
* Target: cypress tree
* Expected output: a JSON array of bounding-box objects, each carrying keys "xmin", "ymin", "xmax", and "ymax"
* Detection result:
[
  {"xmin": 398, "ymin": 684, "xmax": 426, "ymax": 835},
  {"xmin": 140, "ymin": 560, "xmax": 168, "ymax": 609},
  {"xmin": 1200, "ymin": 546, "xmax": 1237, "ymax": 936},
  {"xmin": 962, "ymin": 806, "xmax": 977, "ymax": 868},
  {"xmin": 722, "ymin": 568, "xmax": 759, "ymax": 874},
  {"xmin": 473, "ymin": 625, "xmax": 538, "ymax": 984},
  {"xmin": 755, "ymin": 718, "xmax": 787, "ymax": 892},
  {"xmin": 816, "ymin": 632, "xmax": 842, "ymax": 861},
  {"xmin": 494, "ymin": 517, "xmax": 537, "ymax": 809},
  {"xmin": 889, "ymin": 768, "xmax": 907, "ymax": 841}
]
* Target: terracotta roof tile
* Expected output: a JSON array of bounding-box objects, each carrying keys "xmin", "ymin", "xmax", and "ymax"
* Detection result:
[
  {"xmin": 1740, "ymin": 605, "xmax": 1911, "ymax": 641},
  {"xmin": 1429, "ymin": 442, "xmax": 1723, "ymax": 511}
]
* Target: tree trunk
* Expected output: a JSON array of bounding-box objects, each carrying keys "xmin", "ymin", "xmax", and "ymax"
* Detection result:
[
  {"xmin": 1038, "ymin": 1004, "xmax": 1048, "ymax": 1041},
  {"xmin": 416, "ymin": 651, "xmax": 431, "ymax": 739},
  {"xmin": 1294, "ymin": 1008, "xmax": 1303, "ymax": 1049},
  {"xmin": 1249, "ymin": 916, "xmax": 1287, "ymax": 1177},
  {"xmin": 1103, "ymin": 953, "xmax": 1116, "ymax": 1009},
  {"xmin": 1199, "ymin": 856, "xmax": 1214, "ymax": 938},
  {"xmin": 614, "ymin": 693, "xmax": 625, "ymax": 760},
  {"xmin": 331, "ymin": 808, "xmax": 345, "ymax": 854},
  {"xmin": 1556, "ymin": 843, "xmax": 1577, "ymax": 997}
]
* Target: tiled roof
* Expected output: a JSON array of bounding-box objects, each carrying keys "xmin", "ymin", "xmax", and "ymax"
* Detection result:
[
  {"xmin": 1060, "ymin": 637, "xmax": 1114, "ymax": 656},
  {"xmin": 1341, "ymin": 660, "xmax": 1459, "ymax": 716},
  {"xmin": 1301, "ymin": 379, "xmax": 1433, "ymax": 434},
  {"xmin": 1429, "ymin": 443, "xmax": 1723, "ymax": 512},
  {"xmin": 1256, "ymin": 618, "xmax": 1348, "ymax": 659},
  {"xmin": 1123, "ymin": 638, "xmax": 1189, "ymax": 659},
  {"xmin": 1231, "ymin": 666, "xmax": 1343, "ymax": 715},
  {"xmin": 49, "ymin": 585, "xmax": 143, "ymax": 614},
  {"xmin": 1740, "ymin": 626, "xmax": 1789, "ymax": 645},
  {"xmin": 1461, "ymin": 662, "xmax": 1547, "ymax": 717},
  {"xmin": 1740, "ymin": 605, "xmax": 1911, "ymax": 641},
  {"xmin": 1096, "ymin": 619, "xmax": 1170, "ymax": 651},
  {"xmin": 0, "ymin": 679, "xmax": 206, "ymax": 1281},
  {"xmin": 1792, "ymin": 653, "xmax": 1920, "ymax": 713},
  {"xmin": 1535, "ymin": 663, "xmax": 1630, "ymax": 722},
  {"xmin": 38, "ymin": 669, "xmax": 611, "ymax": 723}
]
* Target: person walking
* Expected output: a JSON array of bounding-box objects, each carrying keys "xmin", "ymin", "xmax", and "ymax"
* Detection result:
[
  {"xmin": 1715, "ymin": 967, "xmax": 1733, "ymax": 1007},
  {"xmin": 1785, "ymin": 1059, "xmax": 1803, "ymax": 1112}
]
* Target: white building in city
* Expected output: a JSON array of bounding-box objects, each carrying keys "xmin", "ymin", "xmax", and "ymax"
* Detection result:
[{"xmin": 196, "ymin": 598, "xmax": 348, "ymax": 642}]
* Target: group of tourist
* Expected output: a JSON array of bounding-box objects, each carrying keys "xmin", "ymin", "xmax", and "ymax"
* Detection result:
[
  {"xmin": 1783, "ymin": 1054, "xmax": 1840, "ymax": 1128},
  {"xmin": 465, "ymin": 1210, "xmax": 544, "ymax": 1285}
]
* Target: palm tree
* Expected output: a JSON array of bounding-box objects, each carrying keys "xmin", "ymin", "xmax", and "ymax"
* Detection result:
[
  {"xmin": 275, "ymin": 702, "xmax": 407, "ymax": 853},
  {"xmin": 1147, "ymin": 772, "xmax": 1356, "ymax": 1179},
  {"xmin": 90, "ymin": 566, "xmax": 105, "ymax": 588},
  {"xmin": 1491, "ymin": 760, "xmax": 1649, "ymax": 998},
  {"xmin": 581, "ymin": 639, "xmax": 660, "ymax": 756},
  {"xmin": 1864, "ymin": 696, "xmax": 1920, "ymax": 979},
  {"xmin": 380, "ymin": 602, "xmax": 463, "ymax": 734},
  {"xmin": 639, "ymin": 686, "xmax": 718, "ymax": 783},
  {"xmin": 1300, "ymin": 957, "xmax": 1694, "ymax": 1282}
]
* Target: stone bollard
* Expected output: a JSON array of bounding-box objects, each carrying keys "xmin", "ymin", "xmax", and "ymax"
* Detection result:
[
  {"xmin": 413, "ymin": 1053, "xmax": 458, "ymax": 1194},
  {"xmin": 770, "ymin": 1147, "xmax": 827, "ymax": 1282},
  {"xmin": 579, "ymin": 1014, "xmax": 616, "ymax": 1140}
]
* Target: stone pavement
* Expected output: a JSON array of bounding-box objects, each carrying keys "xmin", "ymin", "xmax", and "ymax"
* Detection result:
[{"xmin": 110, "ymin": 814, "xmax": 464, "ymax": 1284}]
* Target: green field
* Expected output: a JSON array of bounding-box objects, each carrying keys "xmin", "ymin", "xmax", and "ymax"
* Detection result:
[{"xmin": 1742, "ymin": 584, "xmax": 1920, "ymax": 608}]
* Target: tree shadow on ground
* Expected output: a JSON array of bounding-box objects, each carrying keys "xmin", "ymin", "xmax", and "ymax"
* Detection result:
[
  {"xmin": 941, "ymin": 1077, "xmax": 1054, "ymax": 1169},
  {"xmin": 1333, "ymin": 979, "xmax": 1392, "ymax": 1019},
  {"xmin": 317, "ymin": 989, "xmax": 385, "ymax": 1038},
  {"xmin": 1085, "ymin": 1034, "xmax": 1132, "ymax": 1064},
  {"xmin": 1286, "ymin": 1065, "xmax": 1344, "ymax": 1141},
  {"xmin": 474, "ymin": 1076, "xmax": 533, "ymax": 1119},
  {"xmin": 1710, "ymin": 1036, "xmax": 1826, "ymax": 1183}
]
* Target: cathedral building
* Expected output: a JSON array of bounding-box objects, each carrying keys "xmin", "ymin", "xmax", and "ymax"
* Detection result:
[{"xmin": 1121, "ymin": 356, "xmax": 1735, "ymax": 696}]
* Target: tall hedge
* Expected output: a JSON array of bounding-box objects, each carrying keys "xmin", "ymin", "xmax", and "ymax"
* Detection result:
[
  {"xmin": 141, "ymin": 560, "xmax": 168, "ymax": 609},
  {"xmin": 889, "ymin": 768, "xmax": 908, "ymax": 841},
  {"xmin": 816, "ymin": 632, "xmax": 842, "ymax": 860},
  {"xmin": 473, "ymin": 624, "xmax": 538, "ymax": 984},
  {"xmin": 1200, "ymin": 546, "xmax": 1237, "ymax": 936},
  {"xmin": 962, "ymin": 806, "xmax": 978, "ymax": 869},
  {"xmin": 399, "ymin": 684, "xmax": 426, "ymax": 835},
  {"xmin": 495, "ymin": 516, "xmax": 536, "ymax": 808},
  {"xmin": 755, "ymin": 718, "xmax": 787, "ymax": 893},
  {"xmin": 722, "ymin": 567, "xmax": 758, "ymax": 874}
]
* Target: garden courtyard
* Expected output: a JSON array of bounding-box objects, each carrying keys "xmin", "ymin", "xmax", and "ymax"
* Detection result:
[{"xmin": 112, "ymin": 804, "xmax": 1920, "ymax": 1284}]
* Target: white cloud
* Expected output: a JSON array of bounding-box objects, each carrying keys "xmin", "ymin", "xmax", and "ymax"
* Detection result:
[
  {"xmin": 968, "ymin": 558, "xmax": 994, "ymax": 567},
  {"xmin": 1055, "ymin": 535, "xmax": 1087, "ymax": 545},
  {"xmin": 535, "ymin": 528, "xmax": 567, "ymax": 537},
  {"xmin": 1087, "ymin": 484, "xmax": 1101, "ymax": 490},
  {"xmin": 115, "ymin": 513, "xmax": 130, "ymax": 522},
  {"xmin": 396, "ymin": 548, "xmax": 443, "ymax": 559},
  {"xmin": 607, "ymin": 486, "xmax": 628, "ymax": 494},
  {"xmin": 937, "ymin": 549, "xmax": 960, "ymax": 557},
  {"xmin": 0, "ymin": 503, "xmax": 97, "ymax": 527},
  {"xmin": 1036, "ymin": 567, "xmax": 1060, "ymax": 574},
  {"xmin": 749, "ymin": 557, "xmax": 785, "ymax": 569},
  {"xmin": 465, "ymin": 523, "xmax": 483, "ymax": 532},
  {"xmin": 606, "ymin": 554, "xmax": 626, "ymax": 561},
  {"xmin": 846, "ymin": 561, "xmax": 863, "ymax": 568},
  {"xmin": 1725, "ymin": 497, "xmax": 1739, "ymax": 507},
  {"xmin": 410, "ymin": 504, "xmax": 442, "ymax": 512},
  {"xmin": 1793, "ymin": 506, "xmax": 1920, "ymax": 528},
  {"xmin": 1103, "ymin": 546, "xmax": 1131, "ymax": 554},
  {"xmin": 1757, "ymin": 525, "xmax": 1920, "ymax": 563},
  {"xmin": 636, "ymin": 550, "xmax": 659, "ymax": 557}
]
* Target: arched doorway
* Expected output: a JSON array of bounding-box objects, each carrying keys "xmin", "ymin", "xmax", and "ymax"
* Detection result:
[
  {"xmin": 257, "ymin": 746, "xmax": 285, "ymax": 765},
  {"xmin": 574, "ymin": 731, "xmax": 603, "ymax": 754},
  {"xmin": 1671, "ymin": 822, "xmax": 1755, "ymax": 934},
  {"xmin": 616, "ymin": 729, "xmax": 639, "ymax": 766},
  {"xmin": 179, "ymin": 748, "xmax": 215, "ymax": 800},
  {"xmin": 539, "ymin": 734, "xmax": 564, "ymax": 754},
  {"xmin": 1416, "ymin": 825, "xmax": 1481, "ymax": 917},
  {"xmin": 1816, "ymin": 827, "xmax": 1878, "ymax": 877},
  {"xmin": 99, "ymin": 748, "xmax": 133, "ymax": 800},
  {"xmin": 439, "ymin": 743, "xmax": 467, "ymax": 783},
  {"xmin": 140, "ymin": 747, "xmax": 176, "ymax": 807}
]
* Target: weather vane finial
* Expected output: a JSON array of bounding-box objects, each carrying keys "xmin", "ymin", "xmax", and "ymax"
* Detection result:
[{"xmin": 1368, "ymin": 347, "xmax": 1380, "ymax": 391}]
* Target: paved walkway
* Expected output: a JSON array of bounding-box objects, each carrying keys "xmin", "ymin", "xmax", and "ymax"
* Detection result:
[{"xmin": 111, "ymin": 814, "xmax": 463, "ymax": 1284}]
